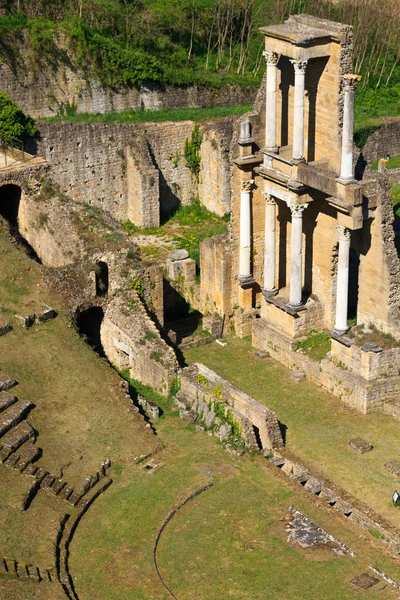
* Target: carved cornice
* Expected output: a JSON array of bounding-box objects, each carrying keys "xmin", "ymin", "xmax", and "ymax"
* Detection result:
[
  {"xmin": 288, "ymin": 202, "xmax": 307, "ymax": 217},
  {"xmin": 343, "ymin": 73, "xmax": 362, "ymax": 91},
  {"xmin": 290, "ymin": 59, "xmax": 308, "ymax": 75},
  {"xmin": 241, "ymin": 179, "xmax": 255, "ymax": 192},
  {"xmin": 336, "ymin": 225, "xmax": 351, "ymax": 242},
  {"xmin": 262, "ymin": 51, "xmax": 280, "ymax": 66},
  {"xmin": 262, "ymin": 192, "xmax": 276, "ymax": 205}
]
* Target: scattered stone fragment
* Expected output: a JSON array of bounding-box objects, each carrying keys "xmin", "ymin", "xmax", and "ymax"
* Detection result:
[
  {"xmin": 0, "ymin": 323, "xmax": 12, "ymax": 336},
  {"xmin": 179, "ymin": 409, "xmax": 197, "ymax": 423},
  {"xmin": 350, "ymin": 573, "xmax": 380, "ymax": 590},
  {"xmin": 290, "ymin": 370, "xmax": 306, "ymax": 382},
  {"xmin": 219, "ymin": 423, "xmax": 231, "ymax": 442},
  {"xmin": 167, "ymin": 248, "xmax": 189, "ymax": 261},
  {"xmin": 384, "ymin": 461, "xmax": 400, "ymax": 478},
  {"xmin": 0, "ymin": 376, "xmax": 17, "ymax": 392},
  {"xmin": 349, "ymin": 437, "xmax": 373, "ymax": 454},
  {"xmin": 360, "ymin": 341, "xmax": 382, "ymax": 353},
  {"xmin": 255, "ymin": 350, "xmax": 270, "ymax": 359},
  {"xmin": 195, "ymin": 424, "xmax": 205, "ymax": 432}
]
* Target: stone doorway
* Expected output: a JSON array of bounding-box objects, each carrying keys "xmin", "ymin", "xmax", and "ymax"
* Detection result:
[
  {"xmin": 76, "ymin": 306, "xmax": 105, "ymax": 356},
  {"xmin": 0, "ymin": 184, "xmax": 41, "ymax": 262}
]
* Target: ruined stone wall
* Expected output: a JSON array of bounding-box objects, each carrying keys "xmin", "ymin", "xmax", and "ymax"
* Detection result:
[
  {"xmin": 200, "ymin": 235, "xmax": 233, "ymax": 317},
  {"xmin": 126, "ymin": 140, "xmax": 159, "ymax": 227},
  {"xmin": 0, "ymin": 50, "xmax": 257, "ymax": 118},
  {"xmin": 178, "ymin": 362, "xmax": 283, "ymax": 449},
  {"xmin": 198, "ymin": 118, "xmax": 235, "ymax": 217},
  {"xmin": 363, "ymin": 122, "xmax": 400, "ymax": 162},
  {"xmin": 101, "ymin": 294, "xmax": 178, "ymax": 396},
  {"xmin": 37, "ymin": 121, "xmax": 133, "ymax": 220}
]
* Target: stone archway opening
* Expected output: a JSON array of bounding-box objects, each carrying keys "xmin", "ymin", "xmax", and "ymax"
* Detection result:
[
  {"xmin": 95, "ymin": 261, "xmax": 109, "ymax": 297},
  {"xmin": 76, "ymin": 306, "xmax": 105, "ymax": 357},
  {"xmin": 0, "ymin": 183, "xmax": 41, "ymax": 262}
]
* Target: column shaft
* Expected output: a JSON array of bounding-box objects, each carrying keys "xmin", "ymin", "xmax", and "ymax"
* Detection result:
[
  {"xmin": 263, "ymin": 193, "xmax": 276, "ymax": 294},
  {"xmin": 263, "ymin": 52, "xmax": 280, "ymax": 152},
  {"xmin": 288, "ymin": 203, "xmax": 306, "ymax": 308},
  {"xmin": 291, "ymin": 60, "xmax": 307, "ymax": 163},
  {"xmin": 239, "ymin": 180, "xmax": 254, "ymax": 283},
  {"xmin": 334, "ymin": 226, "xmax": 351, "ymax": 333},
  {"xmin": 339, "ymin": 75, "xmax": 361, "ymax": 182}
]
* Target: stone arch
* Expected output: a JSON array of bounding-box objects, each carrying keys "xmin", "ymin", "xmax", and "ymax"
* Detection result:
[
  {"xmin": 76, "ymin": 306, "xmax": 105, "ymax": 356},
  {"xmin": 95, "ymin": 261, "xmax": 109, "ymax": 297},
  {"xmin": 0, "ymin": 183, "xmax": 22, "ymax": 227}
]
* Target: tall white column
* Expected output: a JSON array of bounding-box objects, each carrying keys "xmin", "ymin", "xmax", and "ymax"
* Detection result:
[
  {"xmin": 290, "ymin": 60, "xmax": 308, "ymax": 163},
  {"xmin": 334, "ymin": 225, "xmax": 351, "ymax": 334},
  {"xmin": 263, "ymin": 52, "xmax": 280, "ymax": 153},
  {"xmin": 288, "ymin": 202, "xmax": 307, "ymax": 308},
  {"xmin": 339, "ymin": 74, "xmax": 361, "ymax": 182},
  {"xmin": 263, "ymin": 192, "xmax": 277, "ymax": 296},
  {"xmin": 239, "ymin": 180, "xmax": 254, "ymax": 284}
]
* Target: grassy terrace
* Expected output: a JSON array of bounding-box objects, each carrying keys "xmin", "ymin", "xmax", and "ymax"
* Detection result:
[
  {"xmin": 44, "ymin": 105, "xmax": 252, "ymax": 125},
  {"xmin": 185, "ymin": 337, "xmax": 400, "ymax": 530}
]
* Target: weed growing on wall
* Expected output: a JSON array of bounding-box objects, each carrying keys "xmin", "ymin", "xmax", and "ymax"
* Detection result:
[{"xmin": 184, "ymin": 125, "xmax": 203, "ymax": 181}]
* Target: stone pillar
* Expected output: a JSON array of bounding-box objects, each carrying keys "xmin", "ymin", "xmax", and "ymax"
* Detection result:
[
  {"xmin": 290, "ymin": 60, "xmax": 308, "ymax": 163},
  {"xmin": 339, "ymin": 74, "xmax": 361, "ymax": 182},
  {"xmin": 288, "ymin": 203, "xmax": 307, "ymax": 309},
  {"xmin": 262, "ymin": 192, "xmax": 277, "ymax": 297},
  {"xmin": 239, "ymin": 180, "xmax": 254, "ymax": 285},
  {"xmin": 333, "ymin": 225, "xmax": 351, "ymax": 334},
  {"xmin": 263, "ymin": 52, "xmax": 280, "ymax": 153}
]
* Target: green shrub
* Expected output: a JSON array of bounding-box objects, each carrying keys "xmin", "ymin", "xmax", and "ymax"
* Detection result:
[{"xmin": 0, "ymin": 93, "xmax": 36, "ymax": 144}]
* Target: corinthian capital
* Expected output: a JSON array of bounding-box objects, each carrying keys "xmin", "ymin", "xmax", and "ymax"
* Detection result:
[
  {"xmin": 262, "ymin": 51, "xmax": 280, "ymax": 66},
  {"xmin": 336, "ymin": 225, "xmax": 351, "ymax": 242},
  {"xmin": 241, "ymin": 179, "xmax": 255, "ymax": 193},
  {"xmin": 343, "ymin": 73, "xmax": 362, "ymax": 91},
  {"xmin": 262, "ymin": 192, "xmax": 276, "ymax": 205},
  {"xmin": 289, "ymin": 202, "xmax": 307, "ymax": 217},
  {"xmin": 290, "ymin": 59, "xmax": 308, "ymax": 75}
]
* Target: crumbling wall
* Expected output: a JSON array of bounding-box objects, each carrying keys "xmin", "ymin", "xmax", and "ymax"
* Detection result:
[
  {"xmin": 126, "ymin": 139, "xmax": 159, "ymax": 227},
  {"xmin": 178, "ymin": 362, "xmax": 283, "ymax": 449},
  {"xmin": 363, "ymin": 122, "xmax": 400, "ymax": 162},
  {"xmin": 198, "ymin": 118, "xmax": 235, "ymax": 216},
  {"xmin": 200, "ymin": 235, "xmax": 233, "ymax": 317},
  {"xmin": 101, "ymin": 294, "xmax": 178, "ymax": 395}
]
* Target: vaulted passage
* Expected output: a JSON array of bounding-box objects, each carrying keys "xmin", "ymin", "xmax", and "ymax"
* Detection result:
[
  {"xmin": 0, "ymin": 184, "xmax": 41, "ymax": 262},
  {"xmin": 76, "ymin": 307, "xmax": 105, "ymax": 356},
  {"xmin": 95, "ymin": 261, "xmax": 109, "ymax": 297}
]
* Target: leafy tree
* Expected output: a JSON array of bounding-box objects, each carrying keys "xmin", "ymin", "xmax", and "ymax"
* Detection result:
[{"xmin": 0, "ymin": 93, "xmax": 37, "ymax": 144}]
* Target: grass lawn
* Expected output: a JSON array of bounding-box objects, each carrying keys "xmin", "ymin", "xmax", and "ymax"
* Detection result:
[
  {"xmin": 44, "ymin": 105, "xmax": 252, "ymax": 125},
  {"xmin": 371, "ymin": 156, "xmax": 400, "ymax": 170},
  {"xmin": 122, "ymin": 199, "xmax": 228, "ymax": 268},
  {"xmin": 185, "ymin": 337, "xmax": 400, "ymax": 529}
]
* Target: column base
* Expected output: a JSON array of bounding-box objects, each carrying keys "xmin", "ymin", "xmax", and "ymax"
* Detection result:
[
  {"xmin": 262, "ymin": 288, "xmax": 278, "ymax": 300},
  {"xmin": 332, "ymin": 327, "xmax": 349, "ymax": 337},
  {"xmin": 238, "ymin": 275, "xmax": 255, "ymax": 289},
  {"xmin": 291, "ymin": 157, "xmax": 306, "ymax": 165},
  {"xmin": 286, "ymin": 302, "xmax": 305, "ymax": 314},
  {"xmin": 262, "ymin": 145, "xmax": 279, "ymax": 154},
  {"xmin": 336, "ymin": 176, "xmax": 356, "ymax": 185}
]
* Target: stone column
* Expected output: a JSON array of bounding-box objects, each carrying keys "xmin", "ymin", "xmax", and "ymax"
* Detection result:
[
  {"xmin": 263, "ymin": 52, "xmax": 280, "ymax": 153},
  {"xmin": 288, "ymin": 202, "xmax": 307, "ymax": 309},
  {"xmin": 239, "ymin": 180, "xmax": 254, "ymax": 285},
  {"xmin": 333, "ymin": 225, "xmax": 351, "ymax": 334},
  {"xmin": 262, "ymin": 192, "xmax": 277, "ymax": 297},
  {"xmin": 290, "ymin": 60, "xmax": 308, "ymax": 163},
  {"xmin": 339, "ymin": 74, "xmax": 361, "ymax": 182}
]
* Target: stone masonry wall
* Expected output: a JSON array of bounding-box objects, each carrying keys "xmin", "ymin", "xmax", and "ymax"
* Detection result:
[
  {"xmin": 200, "ymin": 235, "xmax": 233, "ymax": 317},
  {"xmin": 126, "ymin": 139, "xmax": 159, "ymax": 227},
  {"xmin": 363, "ymin": 122, "xmax": 400, "ymax": 162},
  {"xmin": 0, "ymin": 43, "xmax": 257, "ymax": 118}
]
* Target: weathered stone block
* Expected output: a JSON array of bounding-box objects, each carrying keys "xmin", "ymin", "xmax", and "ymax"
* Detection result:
[
  {"xmin": 348, "ymin": 437, "xmax": 373, "ymax": 454},
  {"xmin": 290, "ymin": 370, "xmax": 306, "ymax": 382}
]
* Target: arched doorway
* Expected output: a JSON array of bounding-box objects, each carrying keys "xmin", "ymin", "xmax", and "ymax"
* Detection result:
[
  {"xmin": 76, "ymin": 307, "xmax": 105, "ymax": 356},
  {"xmin": 0, "ymin": 183, "xmax": 41, "ymax": 262},
  {"xmin": 95, "ymin": 261, "xmax": 109, "ymax": 297}
]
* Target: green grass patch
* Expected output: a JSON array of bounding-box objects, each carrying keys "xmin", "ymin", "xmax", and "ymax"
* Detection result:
[
  {"xmin": 392, "ymin": 184, "xmax": 400, "ymax": 219},
  {"xmin": 294, "ymin": 330, "xmax": 331, "ymax": 361},
  {"xmin": 122, "ymin": 198, "xmax": 229, "ymax": 268},
  {"xmin": 371, "ymin": 156, "xmax": 400, "ymax": 170},
  {"xmin": 45, "ymin": 104, "xmax": 252, "ymax": 125}
]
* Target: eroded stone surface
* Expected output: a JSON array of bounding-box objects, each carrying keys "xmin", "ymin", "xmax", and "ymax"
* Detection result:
[{"xmin": 349, "ymin": 437, "xmax": 373, "ymax": 454}]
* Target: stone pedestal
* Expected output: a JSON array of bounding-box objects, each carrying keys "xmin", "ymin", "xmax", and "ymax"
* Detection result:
[
  {"xmin": 263, "ymin": 192, "xmax": 277, "ymax": 297},
  {"xmin": 338, "ymin": 74, "xmax": 361, "ymax": 182},
  {"xmin": 263, "ymin": 52, "xmax": 280, "ymax": 153},
  {"xmin": 288, "ymin": 203, "xmax": 307, "ymax": 309},
  {"xmin": 239, "ymin": 180, "xmax": 254, "ymax": 286},
  {"xmin": 290, "ymin": 60, "xmax": 308, "ymax": 163},
  {"xmin": 333, "ymin": 225, "xmax": 351, "ymax": 334}
]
